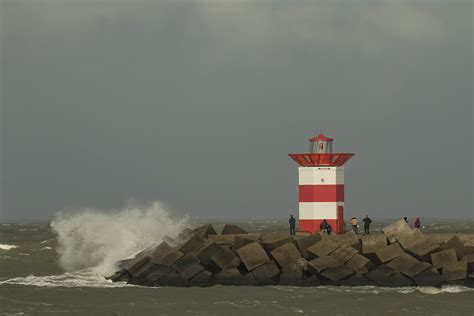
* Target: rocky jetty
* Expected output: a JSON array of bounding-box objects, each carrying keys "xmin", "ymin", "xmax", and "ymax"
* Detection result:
[{"xmin": 108, "ymin": 220, "xmax": 474, "ymax": 287}]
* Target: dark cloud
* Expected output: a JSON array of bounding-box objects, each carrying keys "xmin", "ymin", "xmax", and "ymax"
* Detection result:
[{"xmin": 0, "ymin": 0, "xmax": 472, "ymax": 221}]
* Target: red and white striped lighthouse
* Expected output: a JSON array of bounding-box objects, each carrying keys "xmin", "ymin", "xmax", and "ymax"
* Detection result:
[{"xmin": 289, "ymin": 134, "xmax": 354, "ymax": 234}]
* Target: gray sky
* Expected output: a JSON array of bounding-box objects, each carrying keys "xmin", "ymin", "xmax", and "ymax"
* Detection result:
[{"xmin": 0, "ymin": 0, "xmax": 472, "ymax": 221}]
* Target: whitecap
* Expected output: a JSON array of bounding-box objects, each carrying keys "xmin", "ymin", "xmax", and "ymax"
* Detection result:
[
  {"xmin": 39, "ymin": 247, "xmax": 52, "ymax": 251},
  {"xmin": 0, "ymin": 244, "xmax": 18, "ymax": 250}
]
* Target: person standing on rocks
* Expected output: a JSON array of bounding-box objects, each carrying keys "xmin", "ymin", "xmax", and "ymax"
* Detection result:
[
  {"xmin": 362, "ymin": 215, "xmax": 372, "ymax": 235},
  {"xmin": 289, "ymin": 215, "xmax": 296, "ymax": 235},
  {"xmin": 414, "ymin": 217, "xmax": 421, "ymax": 229},
  {"xmin": 350, "ymin": 217, "xmax": 359, "ymax": 234}
]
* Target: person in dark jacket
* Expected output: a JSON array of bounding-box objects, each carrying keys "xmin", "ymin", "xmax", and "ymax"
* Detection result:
[
  {"xmin": 414, "ymin": 217, "xmax": 421, "ymax": 229},
  {"xmin": 403, "ymin": 217, "xmax": 408, "ymax": 223},
  {"xmin": 289, "ymin": 215, "xmax": 296, "ymax": 235},
  {"xmin": 327, "ymin": 223, "xmax": 332, "ymax": 235},
  {"xmin": 320, "ymin": 219, "xmax": 329, "ymax": 234},
  {"xmin": 362, "ymin": 215, "xmax": 372, "ymax": 235}
]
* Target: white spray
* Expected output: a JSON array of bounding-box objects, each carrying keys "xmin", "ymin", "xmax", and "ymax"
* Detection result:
[{"xmin": 50, "ymin": 201, "xmax": 189, "ymax": 276}]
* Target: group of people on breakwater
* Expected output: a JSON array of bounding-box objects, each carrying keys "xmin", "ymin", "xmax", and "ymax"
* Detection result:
[{"xmin": 288, "ymin": 215, "xmax": 422, "ymax": 236}]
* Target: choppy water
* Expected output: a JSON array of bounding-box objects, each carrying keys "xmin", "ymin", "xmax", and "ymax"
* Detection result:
[{"xmin": 1, "ymin": 218, "xmax": 474, "ymax": 315}]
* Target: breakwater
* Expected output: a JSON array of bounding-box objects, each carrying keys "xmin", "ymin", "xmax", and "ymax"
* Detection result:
[{"xmin": 108, "ymin": 220, "xmax": 474, "ymax": 287}]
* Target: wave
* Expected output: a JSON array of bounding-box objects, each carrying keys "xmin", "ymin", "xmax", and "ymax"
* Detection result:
[
  {"xmin": 0, "ymin": 244, "xmax": 18, "ymax": 250},
  {"xmin": 50, "ymin": 201, "xmax": 189, "ymax": 276},
  {"xmin": 0, "ymin": 270, "xmax": 136, "ymax": 288},
  {"xmin": 273, "ymin": 285, "xmax": 474, "ymax": 294}
]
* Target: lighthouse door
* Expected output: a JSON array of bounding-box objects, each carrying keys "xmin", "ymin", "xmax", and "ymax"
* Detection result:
[{"xmin": 337, "ymin": 206, "xmax": 344, "ymax": 234}]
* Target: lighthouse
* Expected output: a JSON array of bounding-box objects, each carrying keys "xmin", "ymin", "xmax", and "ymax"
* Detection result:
[{"xmin": 289, "ymin": 134, "xmax": 354, "ymax": 234}]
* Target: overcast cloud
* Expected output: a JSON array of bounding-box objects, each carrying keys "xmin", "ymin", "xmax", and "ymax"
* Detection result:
[{"xmin": 0, "ymin": 0, "xmax": 472, "ymax": 221}]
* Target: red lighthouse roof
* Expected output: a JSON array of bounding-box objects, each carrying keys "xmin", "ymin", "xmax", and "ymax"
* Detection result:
[{"xmin": 309, "ymin": 133, "xmax": 333, "ymax": 142}]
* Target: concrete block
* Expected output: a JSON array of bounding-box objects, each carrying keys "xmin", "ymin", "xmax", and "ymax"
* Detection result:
[
  {"xmin": 214, "ymin": 268, "xmax": 243, "ymax": 285},
  {"xmin": 193, "ymin": 224, "xmax": 218, "ymax": 237},
  {"xmin": 308, "ymin": 256, "xmax": 339, "ymax": 274},
  {"xmin": 163, "ymin": 236, "xmax": 179, "ymax": 247},
  {"xmin": 330, "ymin": 244, "xmax": 358, "ymax": 265},
  {"xmin": 443, "ymin": 261, "xmax": 467, "ymax": 281},
  {"xmin": 295, "ymin": 234, "xmax": 322, "ymax": 258},
  {"xmin": 375, "ymin": 243, "xmax": 404, "ymax": 263},
  {"xmin": 141, "ymin": 264, "xmax": 175, "ymax": 284},
  {"xmin": 192, "ymin": 239, "xmax": 220, "ymax": 265},
  {"xmin": 365, "ymin": 265, "xmax": 396, "ymax": 283},
  {"xmin": 177, "ymin": 235, "xmax": 206, "ymax": 254},
  {"xmin": 307, "ymin": 239, "xmax": 340, "ymax": 258},
  {"xmin": 221, "ymin": 224, "xmax": 248, "ymax": 235},
  {"xmin": 208, "ymin": 235, "xmax": 237, "ymax": 247},
  {"xmin": 463, "ymin": 242, "xmax": 474, "ymax": 255},
  {"xmin": 148, "ymin": 242, "xmax": 173, "ymax": 263},
  {"xmin": 234, "ymin": 234, "xmax": 261, "ymax": 250},
  {"xmin": 208, "ymin": 246, "xmax": 241, "ymax": 271},
  {"xmin": 282, "ymin": 258, "xmax": 308, "ymax": 273},
  {"xmin": 171, "ymin": 253, "xmax": 205, "ymax": 280},
  {"xmin": 152, "ymin": 269, "xmax": 189, "ymax": 287},
  {"xmin": 302, "ymin": 275, "xmax": 321, "ymax": 287},
  {"xmin": 237, "ymin": 241, "xmax": 271, "ymax": 271},
  {"xmin": 396, "ymin": 228, "xmax": 425, "ymax": 250},
  {"xmin": 339, "ymin": 275, "xmax": 373, "ymax": 286},
  {"xmin": 108, "ymin": 270, "xmax": 130, "ymax": 282},
  {"xmin": 431, "ymin": 249, "xmax": 457, "ymax": 269},
  {"xmin": 382, "ymin": 219, "xmax": 412, "ymax": 244},
  {"xmin": 344, "ymin": 254, "xmax": 371, "ymax": 271},
  {"xmin": 386, "ymin": 254, "xmax": 431, "ymax": 278},
  {"xmin": 406, "ymin": 240, "xmax": 440, "ymax": 261},
  {"xmin": 278, "ymin": 268, "xmax": 304, "ymax": 286},
  {"xmin": 321, "ymin": 265, "xmax": 354, "ymax": 282},
  {"xmin": 439, "ymin": 236, "xmax": 465, "ymax": 261},
  {"xmin": 261, "ymin": 235, "xmax": 295, "ymax": 253},
  {"xmin": 252, "ymin": 260, "xmax": 280, "ymax": 285},
  {"xmin": 271, "ymin": 242, "xmax": 302, "ymax": 269},
  {"xmin": 339, "ymin": 232, "xmax": 362, "ymax": 253},
  {"xmin": 362, "ymin": 235, "xmax": 387, "ymax": 254},
  {"xmin": 385, "ymin": 273, "xmax": 413, "ymax": 287},
  {"xmin": 189, "ymin": 270, "xmax": 215, "ymax": 287},
  {"xmin": 122, "ymin": 256, "xmax": 150, "ymax": 277},
  {"xmin": 413, "ymin": 268, "xmax": 444, "ymax": 287},
  {"xmin": 178, "ymin": 227, "xmax": 195, "ymax": 241},
  {"xmin": 118, "ymin": 258, "xmax": 133, "ymax": 270},
  {"xmin": 133, "ymin": 243, "xmax": 160, "ymax": 259},
  {"xmin": 461, "ymin": 254, "xmax": 474, "ymax": 272},
  {"xmin": 151, "ymin": 249, "xmax": 184, "ymax": 266}
]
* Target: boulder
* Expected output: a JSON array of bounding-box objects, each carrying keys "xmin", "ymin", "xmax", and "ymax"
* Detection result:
[
  {"xmin": 413, "ymin": 267, "xmax": 444, "ymax": 287},
  {"xmin": 365, "ymin": 265, "xmax": 396, "ymax": 284},
  {"xmin": 344, "ymin": 254, "xmax": 371, "ymax": 272},
  {"xmin": 375, "ymin": 243, "xmax": 404, "ymax": 263},
  {"xmin": 278, "ymin": 268, "xmax": 304, "ymax": 286},
  {"xmin": 189, "ymin": 270, "xmax": 215, "ymax": 287},
  {"xmin": 307, "ymin": 239, "xmax": 340, "ymax": 258},
  {"xmin": 252, "ymin": 260, "xmax": 280, "ymax": 285},
  {"xmin": 385, "ymin": 273, "xmax": 414, "ymax": 287},
  {"xmin": 261, "ymin": 235, "xmax": 295, "ymax": 253},
  {"xmin": 302, "ymin": 275, "xmax": 321, "ymax": 287},
  {"xmin": 221, "ymin": 224, "xmax": 248, "ymax": 235},
  {"xmin": 151, "ymin": 249, "xmax": 184, "ymax": 266},
  {"xmin": 234, "ymin": 234, "xmax": 261, "ymax": 250},
  {"xmin": 443, "ymin": 261, "xmax": 467, "ymax": 282},
  {"xmin": 171, "ymin": 253, "xmax": 205, "ymax": 280},
  {"xmin": 193, "ymin": 224, "xmax": 218, "ymax": 237},
  {"xmin": 307, "ymin": 256, "xmax": 339, "ymax": 274},
  {"xmin": 431, "ymin": 249, "xmax": 457, "ymax": 269},
  {"xmin": 330, "ymin": 244, "xmax": 358, "ymax": 265},
  {"xmin": 237, "ymin": 241, "xmax": 271, "ymax": 271},
  {"xmin": 271, "ymin": 242, "xmax": 302, "ymax": 269},
  {"xmin": 295, "ymin": 234, "xmax": 322, "ymax": 258},
  {"xmin": 386, "ymin": 253, "xmax": 431, "ymax": 278},
  {"xmin": 382, "ymin": 219, "xmax": 412, "ymax": 244},
  {"xmin": 193, "ymin": 239, "xmax": 220, "ymax": 265},
  {"xmin": 214, "ymin": 268, "xmax": 244, "ymax": 285},
  {"xmin": 321, "ymin": 265, "xmax": 354, "ymax": 282},
  {"xmin": 361, "ymin": 235, "xmax": 387, "ymax": 254},
  {"xmin": 208, "ymin": 246, "xmax": 241, "ymax": 272},
  {"xmin": 439, "ymin": 236, "xmax": 465, "ymax": 261}
]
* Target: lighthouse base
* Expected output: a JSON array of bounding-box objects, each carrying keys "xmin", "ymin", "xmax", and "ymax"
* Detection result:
[{"xmin": 299, "ymin": 218, "xmax": 345, "ymax": 235}]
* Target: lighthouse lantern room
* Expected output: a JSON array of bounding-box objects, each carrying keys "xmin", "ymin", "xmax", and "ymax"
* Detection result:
[{"xmin": 289, "ymin": 134, "xmax": 354, "ymax": 234}]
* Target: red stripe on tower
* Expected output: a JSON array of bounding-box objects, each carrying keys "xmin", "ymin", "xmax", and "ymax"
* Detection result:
[{"xmin": 299, "ymin": 184, "xmax": 344, "ymax": 202}]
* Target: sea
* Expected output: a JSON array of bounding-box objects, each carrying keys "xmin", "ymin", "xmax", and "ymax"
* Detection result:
[{"xmin": 1, "ymin": 206, "xmax": 473, "ymax": 315}]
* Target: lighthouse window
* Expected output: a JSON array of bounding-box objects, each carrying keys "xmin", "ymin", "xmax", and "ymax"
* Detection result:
[{"xmin": 321, "ymin": 178, "xmax": 325, "ymax": 182}]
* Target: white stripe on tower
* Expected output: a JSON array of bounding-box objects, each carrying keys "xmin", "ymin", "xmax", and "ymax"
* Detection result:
[
  {"xmin": 299, "ymin": 202, "xmax": 344, "ymax": 220},
  {"xmin": 298, "ymin": 167, "xmax": 344, "ymax": 185}
]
